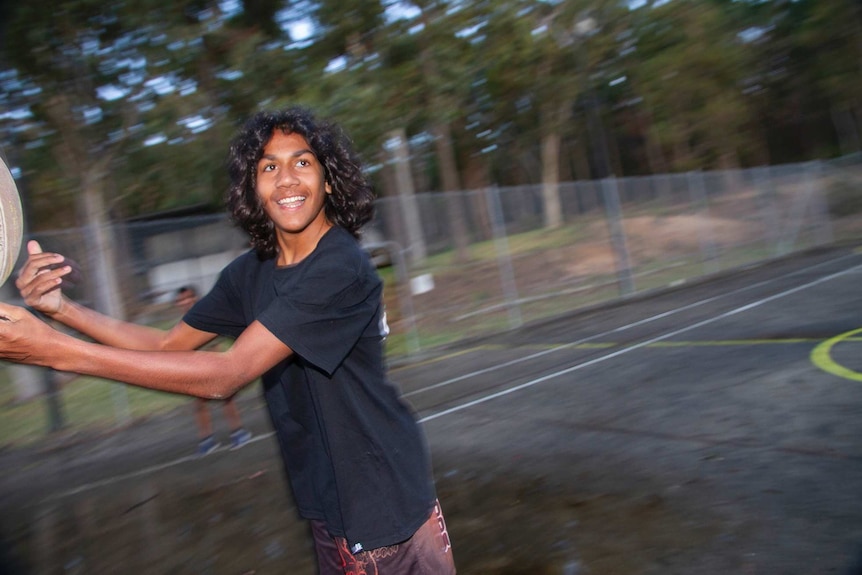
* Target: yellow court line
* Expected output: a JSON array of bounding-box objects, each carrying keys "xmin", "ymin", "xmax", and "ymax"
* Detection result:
[
  {"xmin": 389, "ymin": 347, "xmax": 478, "ymax": 372},
  {"xmin": 650, "ymin": 339, "xmax": 822, "ymax": 347},
  {"xmin": 392, "ymin": 337, "xmax": 862, "ymax": 372},
  {"xmin": 810, "ymin": 328, "xmax": 862, "ymax": 382}
]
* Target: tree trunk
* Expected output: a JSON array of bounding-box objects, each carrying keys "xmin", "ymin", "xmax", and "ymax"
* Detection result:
[
  {"xmin": 463, "ymin": 153, "xmax": 492, "ymax": 242},
  {"xmin": 387, "ymin": 128, "xmax": 427, "ymax": 266},
  {"xmin": 79, "ymin": 169, "xmax": 126, "ymax": 320},
  {"xmin": 42, "ymin": 94, "xmax": 126, "ymax": 320},
  {"xmin": 540, "ymin": 97, "xmax": 571, "ymax": 229},
  {"xmin": 416, "ymin": 13, "xmax": 470, "ymax": 263},
  {"xmin": 672, "ymin": 127, "xmax": 695, "ymax": 172},
  {"xmin": 831, "ymin": 105, "xmax": 861, "ymax": 155},
  {"xmin": 571, "ymin": 136, "xmax": 592, "ymax": 181},
  {"xmin": 541, "ymin": 130, "xmax": 563, "ymax": 229},
  {"xmin": 377, "ymin": 149, "xmax": 407, "ymax": 255},
  {"xmin": 431, "ymin": 122, "xmax": 470, "ymax": 262},
  {"xmin": 644, "ymin": 125, "xmax": 668, "ymax": 176},
  {"xmin": 639, "ymin": 106, "xmax": 675, "ymax": 207},
  {"xmin": 855, "ymin": 107, "xmax": 862, "ymax": 153},
  {"xmin": 607, "ymin": 123, "xmax": 625, "ymax": 180}
]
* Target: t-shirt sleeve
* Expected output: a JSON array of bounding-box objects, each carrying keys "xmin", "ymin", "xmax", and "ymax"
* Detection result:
[
  {"xmin": 183, "ymin": 263, "xmax": 248, "ymax": 339},
  {"xmin": 257, "ymin": 254, "xmax": 377, "ymax": 376}
]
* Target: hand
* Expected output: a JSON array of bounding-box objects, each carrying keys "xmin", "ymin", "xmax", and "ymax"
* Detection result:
[
  {"xmin": 14, "ymin": 240, "xmax": 75, "ymax": 316},
  {"xmin": 0, "ymin": 302, "xmax": 54, "ymax": 365}
]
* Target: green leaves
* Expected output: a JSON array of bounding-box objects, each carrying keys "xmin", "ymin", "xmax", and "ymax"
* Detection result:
[{"xmin": 0, "ymin": 0, "xmax": 859, "ymax": 229}]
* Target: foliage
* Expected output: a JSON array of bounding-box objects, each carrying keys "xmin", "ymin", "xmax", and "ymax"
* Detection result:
[{"xmin": 0, "ymin": 0, "xmax": 859, "ymax": 229}]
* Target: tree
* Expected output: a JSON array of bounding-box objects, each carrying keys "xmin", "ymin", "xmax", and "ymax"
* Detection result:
[
  {"xmin": 0, "ymin": 0, "xmax": 300, "ymax": 320},
  {"xmin": 631, "ymin": 0, "xmax": 756, "ymax": 171},
  {"xmin": 789, "ymin": 0, "xmax": 862, "ymax": 155},
  {"xmin": 482, "ymin": 0, "xmax": 574, "ymax": 228}
]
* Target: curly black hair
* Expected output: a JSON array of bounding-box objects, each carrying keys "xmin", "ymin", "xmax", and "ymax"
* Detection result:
[{"xmin": 225, "ymin": 107, "xmax": 375, "ymax": 259}]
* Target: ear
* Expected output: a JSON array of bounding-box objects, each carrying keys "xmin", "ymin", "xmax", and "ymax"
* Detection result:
[{"xmin": 325, "ymin": 181, "xmax": 332, "ymax": 195}]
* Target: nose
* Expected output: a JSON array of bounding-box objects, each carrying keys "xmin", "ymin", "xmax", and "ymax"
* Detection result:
[{"xmin": 276, "ymin": 166, "xmax": 299, "ymax": 187}]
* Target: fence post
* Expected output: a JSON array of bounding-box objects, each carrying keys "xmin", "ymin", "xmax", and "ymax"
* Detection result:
[
  {"xmin": 776, "ymin": 161, "xmax": 821, "ymax": 253},
  {"xmin": 388, "ymin": 128, "xmax": 427, "ymax": 266},
  {"xmin": 809, "ymin": 160, "xmax": 834, "ymax": 246},
  {"xmin": 388, "ymin": 242, "xmax": 422, "ymax": 356},
  {"xmin": 83, "ymin": 218, "xmax": 130, "ymax": 425},
  {"xmin": 687, "ymin": 170, "xmax": 719, "ymax": 275},
  {"xmin": 485, "ymin": 185, "xmax": 522, "ymax": 329},
  {"xmin": 601, "ymin": 177, "xmax": 635, "ymax": 296},
  {"xmin": 753, "ymin": 165, "xmax": 783, "ymax": 256},
  {"xmin": 42, "ymin": 369, "xmax": 65, "ymax": 433}
]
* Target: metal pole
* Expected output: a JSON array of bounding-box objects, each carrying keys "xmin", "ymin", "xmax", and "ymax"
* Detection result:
[
  {"xmin": 601, "ymin": 177, "xmax": 635, "ymax": 296},
  {"xmin": 386, "ymin": 241, "xmax": 421, "ymax": 356},
  {"xmin": 485, "ymin": 186, "xmax": 522, "ymax": 329},
  {"xmin": 778, "ymin": 163, "xmax": 816, "ymax": 253},
  {"xmin": 687, "ymin": 170, "xmax": 719, "ymax": 275},
  {"xmin": 388, "ymin": 129, "xmax": 427, "ymax": 266},
  {"xmin": 809, "ymin": 161, "xmax": 834, "ymax": 246},
  {"xmin": 31, "ymin": 310, "xmax": 67, "ymax": 433},
  {"xmin": 752, "ymin": 165, "xmax": 782, "ymax": 256},
  {"xmin": 42, "ymin": 369, "xmax": 65, "ymax": 433}
]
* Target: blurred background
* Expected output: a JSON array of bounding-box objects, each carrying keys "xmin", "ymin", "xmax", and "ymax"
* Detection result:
[{"xmin": 0, "ymin": 0, "xmax": 861, "ymax": 440}]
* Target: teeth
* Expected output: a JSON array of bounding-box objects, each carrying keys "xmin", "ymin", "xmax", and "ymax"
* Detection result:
[{"xmin": 277, "ymin": 195, "xmax": 305, "ymax": 206}]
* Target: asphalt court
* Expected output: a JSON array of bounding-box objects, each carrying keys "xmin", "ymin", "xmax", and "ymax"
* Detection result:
[
  {"xmin": 4, "ymin": 244, "xmax": 861, "ymax": 574},
  {"xmin": 389, "ymin": 244, "xmax": 862, "ymax": 573},
  {"xmin": 398, "ymin": 244, "xmax": 862, "ymax": 433}
]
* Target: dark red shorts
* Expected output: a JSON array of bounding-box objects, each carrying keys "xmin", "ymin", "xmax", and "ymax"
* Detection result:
[{"xmin": 311, "ymin": 500, "xmax": 456, "ymax": 575}]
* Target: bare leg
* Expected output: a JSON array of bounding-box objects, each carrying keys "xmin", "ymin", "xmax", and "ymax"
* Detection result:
[
  {"xmin": 222, "ymin": 398, "xmax": 243, "ymax": 432},
  {"xmin": 193, "ymin": 399, "xmax": 220, "ymax": 456},
  {"xmin": 223, "ymin": 398, "xmax": 251, "ymax": 450},
  {"xmin": 194, "ymin": 398, "xmax": 213, "ymax": 439}
]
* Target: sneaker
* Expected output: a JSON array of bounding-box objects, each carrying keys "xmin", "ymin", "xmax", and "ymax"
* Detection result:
[
  {"xmin": 230, "ymin": 429, "xmax": 252, "ymax": 450},
  {"xmin": 196, "ymin": 436, "xmax": 220, "ymax": 457}
]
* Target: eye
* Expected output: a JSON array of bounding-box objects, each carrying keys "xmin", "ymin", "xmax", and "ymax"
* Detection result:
[
  {"xmin": 296, "ymin": 158, "xmax": 311, "ymax": 168},
  {"xmin": 261, "ymin": 163, "xmax": 276, "ymax": 172}
]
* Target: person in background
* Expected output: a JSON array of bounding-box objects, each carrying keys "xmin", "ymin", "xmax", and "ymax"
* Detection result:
[{"xmin": 175, "ymin": 285, "xmax": 252, "ymax": 456}]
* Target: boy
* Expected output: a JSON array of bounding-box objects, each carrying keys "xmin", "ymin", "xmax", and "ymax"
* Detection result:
[{"xmin": 0, "ymin": 107, "xmax": 455, "ymax": 574}]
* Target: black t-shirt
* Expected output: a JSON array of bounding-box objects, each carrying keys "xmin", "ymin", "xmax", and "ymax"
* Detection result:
[{"xmin": 184, "ymin": 226, "xmax": 436, "ymax": 552}]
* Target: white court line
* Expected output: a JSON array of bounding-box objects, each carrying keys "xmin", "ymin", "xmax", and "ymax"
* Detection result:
[
  {"xmin": 49, "ymin": 434, "xmax": 276, "ymax": 500},
  {"xmin": 46, "ymin": 255, "xmax": 861, "ymax": 500},
  {"xmin": 418, "ymin": 262, "xmax": 862, "ymax": 423},
  {"xmin": 405, "ymin": 252, "xmax": 860, "ymax": 399}
]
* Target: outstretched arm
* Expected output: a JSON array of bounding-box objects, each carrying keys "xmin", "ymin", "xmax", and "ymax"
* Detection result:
[
  {"xmin": 0, "ymin": 303, "xmax": 291, "ymax": 399},
  {"xmin": 15, "ymin": 240, "xmax": 212, "ymax": 351}
]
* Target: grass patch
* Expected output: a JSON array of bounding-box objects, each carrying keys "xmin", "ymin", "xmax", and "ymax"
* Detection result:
[{"xmin": 0, "ymin": 371, "xmax": 187, "ymax": 447}]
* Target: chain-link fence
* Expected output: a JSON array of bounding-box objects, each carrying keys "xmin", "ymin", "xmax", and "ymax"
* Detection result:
[
  {"xmin": 2, "ymin": 157, "xmax": 861, "ymax": 436},
  {"xmin": 11, "ymin": 157, "xmax": 862, "ymax": 354},
  {"xmin": 370, "ymin": 159, "xmax": 860, "ymax": 354}
]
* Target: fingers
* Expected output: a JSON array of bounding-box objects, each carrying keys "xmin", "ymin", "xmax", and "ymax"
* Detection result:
[
  {"xmin": 14, "ymin": 245, "xmax": 70, "ymax": 310},
  {"xmin": 15, "ymin": 260, "xmax": 69, "ymax": 290},
  {"xmin": 16, "ymin": 244, "xmax": 68, "ymax": 283},
  {"xmin": 15, "ymin": 271, "xmax": 66, "ymax": 308},
  {"xmin": 18, "ymin": 244, "xmax": 64, "ymax": 275}
]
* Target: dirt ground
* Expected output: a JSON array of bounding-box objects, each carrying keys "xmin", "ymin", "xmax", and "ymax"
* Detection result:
[{"xmin": 395, "ymin": 213, "xmax": 762, "ymax": 338}]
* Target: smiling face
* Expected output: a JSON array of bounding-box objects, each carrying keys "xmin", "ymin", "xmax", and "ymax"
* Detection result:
[{"xmin": 255, "ymin": 130, "xmax": 332, "ymax": 259}]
